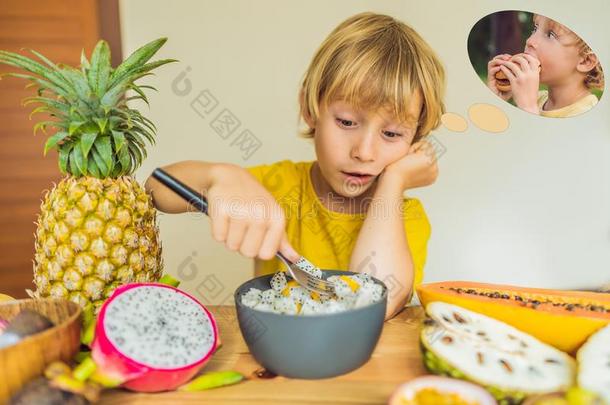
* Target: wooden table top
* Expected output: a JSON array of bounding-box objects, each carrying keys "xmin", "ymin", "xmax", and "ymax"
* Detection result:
[{"xmin": 99, "ymin": 305, "xmax": 428, "ymax": 405}]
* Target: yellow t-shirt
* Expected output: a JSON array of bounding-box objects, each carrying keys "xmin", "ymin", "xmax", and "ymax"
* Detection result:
[
  {"xmin": 246, "ymin": 160, "xmax": 431, "ymax": 290},
  {"xmin": 537, "ymin": 90, "xmax": 598, "ymax": 118}
]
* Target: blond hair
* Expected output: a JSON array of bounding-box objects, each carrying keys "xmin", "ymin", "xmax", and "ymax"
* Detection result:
[
  {"xmin": 299, "ymin": 12, "xmax": 445, "ymax": 141},
  {"xmin": 539, "ymin": 15, "xmax": 604, "ymax": 90}
]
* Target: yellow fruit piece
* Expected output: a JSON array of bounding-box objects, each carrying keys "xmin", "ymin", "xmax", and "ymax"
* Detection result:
[
  {"xmin": 405, "ymin": 388, "xmax": 480, "ymax": 405},
  {"xmin": 565, "ymin": 387, "xmax": 605, "ymax": 405},
  {"xmin": 339, "ymin": 275, "xmax": 360, "ymax": 293},
  {"xmin": 281, "ymin": 280, "xmax": 299, "ymax": 297}
]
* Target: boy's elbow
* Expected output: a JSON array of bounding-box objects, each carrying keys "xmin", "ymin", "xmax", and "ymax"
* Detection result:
[
  {"xmin": 384, "ymin": 290, "xmax": 411, "ymax": 321},
  {"xmin": 144, "ymin": 176, "xmax": 156, "ymax": 200},
  {"xmin": 384, "ymin": 305, "xmax": 400, "ymax": 321},
  {"xmin": 144, "ymin": 176, "xmax": 154, "ymax": 195},
  {"xmin": 144, "ymin": 176, "xmax": 163, "ymax": 210}
]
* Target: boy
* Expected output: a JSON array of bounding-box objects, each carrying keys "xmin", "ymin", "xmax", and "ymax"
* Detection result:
[{"xmin": 146, "ymin": 12, "xmax": 445, "ymax": 319}]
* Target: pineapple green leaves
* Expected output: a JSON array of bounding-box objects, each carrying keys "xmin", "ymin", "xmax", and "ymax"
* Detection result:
[{"xmin": 0, "ymin": 38, "xmax": 176, "ymax": 178}]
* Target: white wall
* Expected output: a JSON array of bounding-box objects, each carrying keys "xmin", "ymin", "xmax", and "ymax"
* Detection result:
[{"xmin": 120, "ymin": 0, "xmax": 610, "ymax": 304}]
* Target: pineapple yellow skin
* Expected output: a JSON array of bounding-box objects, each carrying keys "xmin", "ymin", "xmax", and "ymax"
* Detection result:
[{"xmin": 33, "ymin": 175, "xmax": 162, "ymax": 311}]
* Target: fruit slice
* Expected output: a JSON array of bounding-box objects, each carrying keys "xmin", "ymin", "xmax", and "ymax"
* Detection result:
[
  {"xmin": 577, "ymin": 324, "xmax": 610, "ymax": 403},
  {"xmin": 177, "ymin": 371, "xmax": 245, "ymax": 392},
  {"xmin": 421, "ymin": 302, "xmax": 576, "ymax": 404},
  {"xmin": 90, "ymin": 283, "xmax": 219, "ymax": 392},
  {"xmin": 389, "ymin": 375, "xmax": 497, "ymax": 405},
  {"xmin": 416, "ymin": 281, "xmax": 610, "ymax": 353}
]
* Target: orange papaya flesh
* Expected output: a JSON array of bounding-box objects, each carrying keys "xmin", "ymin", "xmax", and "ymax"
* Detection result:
[{"xmin": 416, "ymin": 281, "xmax": 610, "ymax": 354}]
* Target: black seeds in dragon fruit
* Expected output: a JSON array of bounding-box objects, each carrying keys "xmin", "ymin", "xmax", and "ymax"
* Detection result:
[{"xmin": 103, "ymin": 287, "xmax": 215, "ymax": 368}]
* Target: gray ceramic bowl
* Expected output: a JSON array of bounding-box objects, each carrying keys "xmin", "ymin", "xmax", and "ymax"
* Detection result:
[{"xmin": 234, "ymin": 270, "xmax": 388, "ymax": 379}]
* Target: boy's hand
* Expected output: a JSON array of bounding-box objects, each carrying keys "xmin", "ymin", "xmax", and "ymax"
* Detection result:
[
  {"xmin": 487, "ymin": 54, "xmax": 513, "ymax": 101},
  {"xmin": 498, "ymin": 54, "xmax": 541, "ymax": 114},
  {"xmin": 206, "ymin": 165, "xmax": 298, "ymax": 262},
  {"xmin": 381, "ymin": 141, "xmax": 439, "ymax": 192}
]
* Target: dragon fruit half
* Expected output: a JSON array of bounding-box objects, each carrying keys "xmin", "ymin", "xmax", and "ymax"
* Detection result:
[{"xmin": 90, "ymin": 283, "xmax": 219, "ymax": 392}]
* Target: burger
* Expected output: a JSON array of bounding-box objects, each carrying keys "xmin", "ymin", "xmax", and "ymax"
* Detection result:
[
  {"xmin": 494, "ymin": 70, "xmax": 511, "ymax": 92},
  {"xmin": 494, "ymin": 53, "xmax": 541, "ymax": 93}
]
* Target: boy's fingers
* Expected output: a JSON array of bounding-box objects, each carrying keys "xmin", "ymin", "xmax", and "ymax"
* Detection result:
[
  {"xmin": 279, "ymin": 235, "xmax": 300, "ymax": 263},
  {"xmin": 499, "ymin": 65, "xmax": 517, "ymax": 82},
  {"xmin": 493, "ymin": 54, "xmax": 511, "ymax": 61},
  {"xmin": 510, "ymin": 55, "xmax": 528, "ymax": 70},
  {"xmin": 211, "ymin": 212, "xmax": 230, "ymax": 242},
  {"xmin": 488, "ymin": 59, "xmax": 507, "ymax": 70},
  {"xmin": 257, "ymin": 224, "xmax": 283, "ymax": 260},
  {"xmin": 488, "ymin": 65, "xmax": 502, "ymax": 74},
  {"xmin": 420, "ymin": 144, "xmax": 437, "ymax": 162},
  {"xmin": 416, "ymin": 143, "xmax": 430, "ymax": 155},
  {"xmin": 417, "ymin": 140, "xmax": 433, "ymax": 152},
  {"xmin": 500, "ymin": 60, "xmax": 521, "ymax": 76},
  {"xmin": 512, "ymin": 55, "xmax": 534, "ymax": 73},
  {"xmin": 225, "ymin": 220, "xmax": 248, "ymax": 251},
  {"xmin": 521, "ymin": 54, "xmax": 541, "ymax": 70},
  {"xmin": 239, "ymin": 224, "xmax": 266, "ymax": 258},
  {"xmin": 409, "ymin": 141, "xmax": 436, "ymax": 163},
  {"xmin": 409, "ymin": 141, "xmax": 424, "ymax": 153}
]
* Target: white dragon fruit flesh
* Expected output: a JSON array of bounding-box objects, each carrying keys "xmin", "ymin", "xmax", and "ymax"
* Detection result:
[
  {"xmin": 241, "ymin": 272, "xmax": 384, "ymax": 316},
  {"xmin": 328, "ymin": 274, "xmax": 360, "ymax": 299},
  {"xmin": 300, "ymin": 299, "xmax": 323, "ymax": 315},
  {"xmin": 577, "ymin": 324, "xmax": 610, "ymax": 403},
  {"xmin": 270, "ymin": 272, "xmax": 287, "ymax": 292},
  {"xmin": 241, "ymin": 288, "xmax": 262, "ymax": 308},
  {"xmin": 91, "ymin": 283, "xmax": 219, "ymax": 392},
  {"xmin": 273, "ymin": 296, "xmax": 299, "ymax": 315},
  {"xmin": 421, "ymin": 302, "xmax": 576, "ymax": 404}
]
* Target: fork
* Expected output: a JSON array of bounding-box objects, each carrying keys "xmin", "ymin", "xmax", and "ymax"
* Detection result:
[{"xmin": 152, "ymin": 168, "xmax": 336, "ymax": 296}]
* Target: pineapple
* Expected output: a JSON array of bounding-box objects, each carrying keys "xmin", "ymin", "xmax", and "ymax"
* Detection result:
[{"xmin": 0, "ymin": 38, "xmax": 176, "ymax": 310}]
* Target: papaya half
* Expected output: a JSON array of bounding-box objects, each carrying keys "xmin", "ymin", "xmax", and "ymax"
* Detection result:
[{"xmin": 416, "ymin": 281, "xmax": 610, "ymax": 354}]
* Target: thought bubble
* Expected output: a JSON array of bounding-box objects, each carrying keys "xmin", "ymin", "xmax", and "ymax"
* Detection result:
[
  {"xmin": 467, "ymin": 10, "xmax": 603, "ymax": 117},
  {"xmin": 468, "ymin": 103, "xmax": 510, "ymax": 133},
  {"xmin": 441, "ymin": 112, "xmax": 468, "ymax": 132}
]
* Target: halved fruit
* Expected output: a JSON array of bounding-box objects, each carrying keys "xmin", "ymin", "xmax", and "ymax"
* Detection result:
[
  {"xmin": 416, "ymin": 281, "xmax": 610, "ymax": 353},
  {"xmin": 421, "ymin": 302, "xmax": 576, "ymax": 404},
  {"xmin": 389, "ymin": 375, "xmax": 497, "ymax": 405}
]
